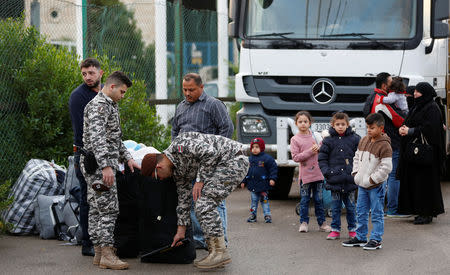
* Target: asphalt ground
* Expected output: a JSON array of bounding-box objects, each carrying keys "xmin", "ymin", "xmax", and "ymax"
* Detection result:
[{"xmin": 1, "ymin": 182, "xmax": 450, "ymax": 274}]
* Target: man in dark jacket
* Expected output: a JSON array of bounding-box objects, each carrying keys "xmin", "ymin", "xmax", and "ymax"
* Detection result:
[
  {"xmin": 69, "ymin": 58, "xmax": 103, "ymax": 256},
  {"xmin": 363, "ymin": 72, "xmax": 408, "ymax": 218},
  {"xmin": 241, "ymin": 138, "xmax": 278, "ymax": 223}
]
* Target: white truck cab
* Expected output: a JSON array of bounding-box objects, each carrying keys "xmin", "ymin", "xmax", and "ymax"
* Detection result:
[{"xmin": 229, "ymin": 0, "xmax": 450, "ymax": 198}]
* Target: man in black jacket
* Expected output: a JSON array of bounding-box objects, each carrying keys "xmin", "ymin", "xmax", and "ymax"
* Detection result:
[
  {"xmin": 69, "ymin": 58, "xmax": 103, "ymax": 256},
  {"xmin": 363, "ymin": 72, "xmax": 408, "ymax": 218}
]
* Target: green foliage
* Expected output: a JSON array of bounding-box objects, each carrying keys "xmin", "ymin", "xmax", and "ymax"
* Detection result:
[
  {"xmin": 228, "ymin": 62, "xmax": 240, "ymax": 140},
  {"xmin": 87, "ymin": 1, "xmax": 156, "ymax": 96},
  {"xmin": 0, "ymin": 16, "xmax": 41, "ymax": 181},
  {"xmin": 0, "ymin": 180, "xmax": 13, "ymax": 213},
  {"xmin": 119, "ymin": 79, "xmax": 171, "ymax": 151},
  {"xmin": 0, "ymin": 17, "xmax": 171, "ymax": 182},
  {"xmin": 230, "ymin": 102, "xmax": 242, "ymax": 140},
  {"xmin": 0, "ymin": 180, "xmax": 13, "ymax": 234},
  {"xmin": 15, "ymin": 43, "xmax": 81, "ymax": 164}
]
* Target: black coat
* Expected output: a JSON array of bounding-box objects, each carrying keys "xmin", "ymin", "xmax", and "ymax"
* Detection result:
[
  {"xmin": 318, "ymin": 127, "xmax": 360, "ymax": 193},
  {"xmin": 397, "ymin": 83, "xmax": 445, "ymax": 217}
]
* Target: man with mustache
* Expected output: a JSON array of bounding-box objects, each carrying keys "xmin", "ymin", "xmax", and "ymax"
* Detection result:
[
  {"xmin": 69, "ymin": 58, "xmax": 103, "ymax": 257},
  {"xmin": 171, "ymin": 73, "xmax": 234, "ymax": 251}
]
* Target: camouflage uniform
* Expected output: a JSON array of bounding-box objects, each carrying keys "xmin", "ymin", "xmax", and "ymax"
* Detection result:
[
  {"xmin": 80, "ymin": 91, "xmax": 131, "ymax": 247},
  {"xmin": 164, "ymin": 132, "xmax": 249, "ymax": 237}
]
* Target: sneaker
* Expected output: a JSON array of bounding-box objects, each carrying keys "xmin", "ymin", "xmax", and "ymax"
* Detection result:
[
  {"xmin": 342, "ymin": 237, "xmax": 367, "ymax": 247},
  {"xmin": 386, "ymin": 213, "xmax": 412, "ymax": 218},
  {"xmin": 363, "ymin": 239, "xmax": 382, "ymax": 250},
  {"xmin": 326, "ymin": 231, "xmax": 340, "ymax": 240},
  {"xmin": 319, "ymin": 223, "xmax": 331, "ymax": 232},
  {"xmin": 348, "ymin": 231, "xmax": 356, "ymax": 238},
  {"xmin": 298, "ymin": 222, "xmax": 308, "ymax": 232},
  {"xmin": 264, "ymin": 215, "xmax": 272, "ymax": 223},
  {"xmin": 247, "ymin": 214, "xmax": 257, "ymax": 223}
]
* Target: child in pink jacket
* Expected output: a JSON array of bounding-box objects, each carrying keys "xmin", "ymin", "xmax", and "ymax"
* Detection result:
[{"xmin": 290, "ymin": 111, "xmax": 331, "ymax": 233}]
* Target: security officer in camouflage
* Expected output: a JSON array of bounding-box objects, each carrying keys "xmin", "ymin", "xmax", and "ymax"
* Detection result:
[
  {"xmin": 154, "ymin": 132, "xmax": 249, "ymax": 269},
  {"xmin": 81, "ymin": 71, "xmax": 140, "ymax": 270}
]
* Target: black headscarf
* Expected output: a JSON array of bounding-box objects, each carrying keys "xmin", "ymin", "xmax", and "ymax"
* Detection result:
[
  {"xmin": 406, "ymin": 85, "xmax": 415, "ymax": 111},
  {"xmin": 414, "ymin": 82, "xmax": 436, "ymax": 109}
]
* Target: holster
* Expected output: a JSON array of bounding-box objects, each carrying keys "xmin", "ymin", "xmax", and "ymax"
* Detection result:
[
  {"xmin": 78, "ymin": 147, "xmax": 99, "ymax": 175},
  {"xmin": 78, "ymin": 146, "xmax": 112, "ymax": 192}
]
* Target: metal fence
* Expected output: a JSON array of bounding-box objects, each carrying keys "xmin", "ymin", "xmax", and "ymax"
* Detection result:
[{"xmin": 0, "ymin": 0, "xmax": 235, "ymax": 182}]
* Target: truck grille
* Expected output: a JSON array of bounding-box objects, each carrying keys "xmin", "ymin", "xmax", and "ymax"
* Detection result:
[{"xmin": 272, "ymin": 76, "xmax": 375, "ymax": 86}]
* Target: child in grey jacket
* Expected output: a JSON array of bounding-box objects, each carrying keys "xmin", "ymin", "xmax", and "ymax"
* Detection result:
[{"xmin": 342, "ymin": 113, "xmax": 392, "ymax": 250}]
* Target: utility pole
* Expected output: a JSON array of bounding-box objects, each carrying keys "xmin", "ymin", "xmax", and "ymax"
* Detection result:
[
  {"xmin": 76, "ymin": 0, "xmax": 87, "ymax": 60},
  {"xmin": 217, "ymin": 0, "xmax": 229, "ymax": 97},
  {"xmin": 155, "ymin": 0, "xmax": 169, "ymax": 125},
  {"xmin": 174, "ymin": 0, "xmax": 183, "ymax": 99},
  {"xmin": 30, "ymin": 0, "xmax": 40, "ymax": 32}
]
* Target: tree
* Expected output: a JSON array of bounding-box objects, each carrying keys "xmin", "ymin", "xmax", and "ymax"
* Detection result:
[
  {"xmin": 0, "ymin": 17, "xmax": 171, "ymax": 183},
  {"xmin": 87, "ymin": 0, "xmax": 156, "ymax": 96}
]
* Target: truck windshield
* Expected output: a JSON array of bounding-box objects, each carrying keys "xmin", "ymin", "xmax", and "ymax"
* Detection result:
[{"xmin": 245, "ymin": 0, "xmax": 417, "ymax": 40}]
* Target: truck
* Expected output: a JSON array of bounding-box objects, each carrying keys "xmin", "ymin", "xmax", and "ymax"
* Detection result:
[{"xmin": 228, "ymin": 0, "xmax": 450, "ymax": 199}]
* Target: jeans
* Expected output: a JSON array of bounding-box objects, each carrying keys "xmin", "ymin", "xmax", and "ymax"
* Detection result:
[
  {"xmin": 386, "ymin": 150, "xmax": 400, "ymax": 215},
  {"xmin": 190, "ymin": 200, "xmax": 228, "ymax": 247},
  {"xmin": 330, "ymin": 191, "xmax": 356, "ymax": 232},
  {"xmin": 299, "ymin": 180, "xmax": 326, "ymax": 225},
  {"xmin": 356, "ymin": 183, "xmax": 386, "ymax": 242},
  {"xmin": 250, "ymin": 191, "xmax": 271, "ymax": 217},
  {"xmin": 74, "ymin": 152, "xmax": 92, "ymax": 247}
]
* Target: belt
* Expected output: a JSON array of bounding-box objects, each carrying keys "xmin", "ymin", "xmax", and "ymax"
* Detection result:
[{"xmin": 73, "ymin": 145, "xmax": 86, "ymax": 154}]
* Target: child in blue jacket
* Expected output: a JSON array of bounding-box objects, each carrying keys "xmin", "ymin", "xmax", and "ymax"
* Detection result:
[
  {"xmin": 318, "ymin": 112, "xmax": 360, "ymax": 240},
  {"xmin": 241, "ymin": 138, "xmax": 278, "ymax": 223}
]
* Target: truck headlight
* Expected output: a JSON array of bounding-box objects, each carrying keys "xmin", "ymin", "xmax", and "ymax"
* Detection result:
[{"xmin": 241, "ymin": 116, "xmax": 269, "ymax": 135}]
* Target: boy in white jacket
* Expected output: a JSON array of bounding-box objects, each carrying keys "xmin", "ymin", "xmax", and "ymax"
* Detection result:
[{"xmin": 342, "ymin": 113, "xmax": 392, "ymax": 250}]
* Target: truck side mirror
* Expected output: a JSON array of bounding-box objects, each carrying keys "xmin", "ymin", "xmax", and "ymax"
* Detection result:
[
  {"xmin": 259, "ymin": 0, "xmax": 273, "ymax": 9},
  {"xmin": 228, "ymin": 0, "xmax": 241, "ymax": 38},
  {"xmin": 431, "ymin": 0, "xmax": 449, "ymax": 39}
]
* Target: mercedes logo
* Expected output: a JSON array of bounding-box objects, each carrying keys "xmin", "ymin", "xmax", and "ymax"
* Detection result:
[{"xmin": 311, "ymin": 79, "xmax": 336, "ymax": 104}]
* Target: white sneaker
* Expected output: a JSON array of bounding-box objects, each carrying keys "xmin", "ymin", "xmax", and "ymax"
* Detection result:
[
  {"xmin": 319, "ymin": 223, "xmax": 332, "ymax": 232},
  {"xmin": 386, "ymin": 214, "xmax": 412, "ymax": 218},
  {"xmin": 299, "ymin": 222, "xmax": 308, "ymax": 232}
]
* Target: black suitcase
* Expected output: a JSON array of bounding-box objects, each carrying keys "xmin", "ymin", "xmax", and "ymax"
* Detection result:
[
  {"xmin": 138, "ymin": 175, "xmax": 196, "ymax": 264},
  {"xmin": 114, "ymin": 167, "xmax": 195, "ymax": 263},
  {"xmin": 114, "ymin": 168, "xmax": 140, "ymax": 258}
]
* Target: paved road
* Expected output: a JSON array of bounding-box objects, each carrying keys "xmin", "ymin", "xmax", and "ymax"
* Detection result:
[{"xmin": 1, "ymin": 182, "xmax": 450, "ymax": 274}]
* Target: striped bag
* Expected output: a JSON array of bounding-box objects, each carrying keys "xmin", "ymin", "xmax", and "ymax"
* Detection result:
[{"xmin": 1, "ymin": 159, "xmax": 65, "ymax": 234}]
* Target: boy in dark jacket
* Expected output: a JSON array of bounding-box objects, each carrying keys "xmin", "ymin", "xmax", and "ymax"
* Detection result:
[
  {"xmin": 319, "ymin": 112, "xmax": 360, "ymax": 240},
  {"xmin": 241, "ymin": 138, "xmax": 278, "ymax": 223}
]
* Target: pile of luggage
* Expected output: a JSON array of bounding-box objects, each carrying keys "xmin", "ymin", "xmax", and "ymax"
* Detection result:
[
  {"xmin": 1, "ymin": 157, "xmax": 82, "ymax": 242},
  {"xmin": 1, "ymin": 154, "xmax": 196, "ymax": 264}
]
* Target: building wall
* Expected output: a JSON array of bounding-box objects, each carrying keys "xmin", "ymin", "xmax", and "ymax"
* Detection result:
[{"xmin": 24, "ymin": 0, "xmax": 156, "ymax": 48}]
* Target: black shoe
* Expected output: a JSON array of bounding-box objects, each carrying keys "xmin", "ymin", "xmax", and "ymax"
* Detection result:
[
  {"xmin": 424, "ymin": 216, "xmax": 433, "ymax": 224},
  {"xmin": 415, "ymin": 216, "xmax": 433, "ymax": 224},
  {"xmin": 247, "ymin": 214, "xmax": 257, "ymax": 223},
  {"xmin": 363, "ymin": 240, "xmax": 382, "ymax": 250},
  {"xmin": 264, "ymin": 215, "xmax": 272, "ymax": 223},
  {"xmin": 342, "ymin": 237, "xmax": 367, "ymax": 247},
  {"xmin": 81, "ymin": 245, "xmax": 95, "ymax": 256}
]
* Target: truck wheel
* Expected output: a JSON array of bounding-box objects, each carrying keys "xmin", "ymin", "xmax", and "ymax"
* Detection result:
[{"xmin": 269, "ymin": 167, "xmax": 295, "ymax": 200}]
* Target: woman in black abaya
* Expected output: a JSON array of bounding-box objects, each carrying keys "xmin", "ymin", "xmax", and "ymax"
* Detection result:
[{"xmin": 397, "ymin": 82, "xmax": 445, "ymax": 224}]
